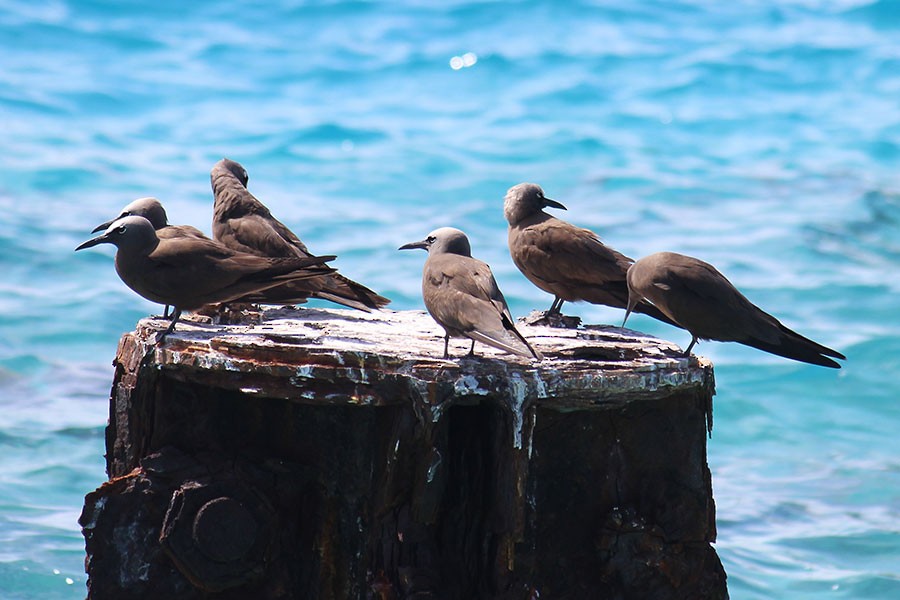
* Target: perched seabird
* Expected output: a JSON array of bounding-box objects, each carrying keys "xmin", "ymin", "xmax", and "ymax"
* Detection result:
[
  {"xmin": 624, "ymin": 251, "xmax": 846, "ymax": 368},
  {"xmin": 399, "ymin": 227, "xmax": 542, "ymax": 360},
  {"xmin": 210, "ymin": 158, "xmax": 390, "ymax": 312},
  {"xmin": 75, "ymin": 216, "xmax": 336, "ymax": 341},
  {"xmin": 503, "ymin": 182, "xmax": 676, "ymax": 326},
  {"xmin": 92, "ymin": 197, "xmax": 210, "ymax": 318},
  {"xmin": 92, "ymin": 196, "xmax": 327, "ymax": 312}
]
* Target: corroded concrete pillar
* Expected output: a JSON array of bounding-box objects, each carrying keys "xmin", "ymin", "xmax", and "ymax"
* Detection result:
[{"xmin": 80, "ymin": 307, "xmax": 727, "ymax": 599}]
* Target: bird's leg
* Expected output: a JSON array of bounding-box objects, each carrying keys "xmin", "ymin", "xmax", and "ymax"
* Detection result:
[
  {"xmin": 683, "ymin": 335, "xmax": 698, "ymax": 357},
  {"xmin": 157, "ymin": 308, "xmax": 182, "ymax": 344},
  {"xmin": 163, "ymin": 304, "xmax": 171, "ymax": 319},
  {"xmin": 468, "ymin": 339, "xmax": 476, "ymax": 357},
  {"xmin": 443, "ymin": 333, "xmax": 450, "ymax": 359},
  {"xmin": 622, "ymin": 294, "xmax": 638, "ymax": 328},
  {"xmin": 548, "ymin": 297, "xmax": 564, "ymax": 315}
]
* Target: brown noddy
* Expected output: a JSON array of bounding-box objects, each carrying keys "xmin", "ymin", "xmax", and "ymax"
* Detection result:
[
  {"xmin": 92, "ymin": 197, "xmax": 210, "ymax": 318},
  {"xmin": 623, "ymin": 251, "xmax": 846, "ymax": 368},
  {"xmin": 92, "ymin": 196, "xmax": 328, "ymax": 311},
  {"xmin": 210, "ymin": 158, "xmax": 390, "ymax": 312},
  {"xmin": 399, "ymin": 227, "xmax": 542, "ymax": 360},
  {"xmin": 75, "ymin": 216, "xmax": 336, "ymax": 341},
  {"xmin": 503, "ymin": 182, "xmax": 677, "ymax": 326}
]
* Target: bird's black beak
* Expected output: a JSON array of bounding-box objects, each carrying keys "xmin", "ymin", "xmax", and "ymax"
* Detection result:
[
  {"xmin": 399, "ymin": 239, "xmax": 429, "ymax": 251},
  {"xmin": 91, "ymin": 219, "xmax": 115, "ymax": 233},
  {"xmin": 75, "ymin": 231, "xmax": 111, "ymax": 251},
  {"xmin": 543, "ymin": 197, "xmax": 567, "ymax": 210}
]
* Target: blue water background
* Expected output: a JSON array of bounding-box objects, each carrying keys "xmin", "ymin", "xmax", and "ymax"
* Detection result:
[{"xmin": 2, "ymin": 1, "xmax": 899, "ymax": 597}]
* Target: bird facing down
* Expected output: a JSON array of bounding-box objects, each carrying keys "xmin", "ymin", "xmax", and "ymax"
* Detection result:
[
  {"xmin": 399, "ymin": 227, "xmax": 542, "ymax": 361},
  {"xmin": 503, "ymin": 182, "xmax": 677, "ymax": 327},
  {"xmin": 623, "ymin": 251, "xmax": 846, "ymax": 368},
  {"xmin": 75, "ymin": 216, "xmax": 336, "ymax": 341},
  {"xmin": 210, "ymin": 158, "xmax": 390, "ymax": 312}
]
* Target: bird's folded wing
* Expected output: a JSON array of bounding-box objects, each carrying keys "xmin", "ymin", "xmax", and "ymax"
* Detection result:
[
  {"xmin": 655, "ymin": 260, "xmax": 781, "ymax": 342},
  {"xmin": 515, "ymin": 222, "xmax": 633, "ymax": 286},
  {"xmin": 218, "ymin": 213, "xmax": 306, "ymax": 258}
]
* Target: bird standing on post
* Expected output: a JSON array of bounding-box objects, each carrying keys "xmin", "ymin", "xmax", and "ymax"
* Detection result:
[
  {"xmin": 623, "ymin": 251, "xmax": 846, "ymax": 368},
  {"xmin": 90, "ymin": 197, "xmax": 211, "ymax": 318},
  {"xmin": 210, "ymin": 158, "xmax": 390, "ymax": 312},
  {"xmin": 399, "ymin": 227, "xmax": 542, "ymax": 361},
  {"xmin": 75, "ymin": 216, "xmax": 336, "ymax": 342},
  {"xmin": 503, "ymin": 182, "xmax": 676, "ymax": 326}
]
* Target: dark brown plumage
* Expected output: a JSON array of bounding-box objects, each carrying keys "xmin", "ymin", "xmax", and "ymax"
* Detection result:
[
  {"xmin": 210, "ymin": 158, "xmax": 390, "ymax": 312},
  {"xmin": 92, "ymin": 197, "xmax": 211, "ymax": 318},
  {"xmin": 503, "ymin": 182, "xmax": 677, "ymax": 326},
  {"xmin": 400, "ymin": 227, "xmax": 542, "ymax": 360},
  {"xmin": 76, "ymin": 216, "xmax": 335, "ymax": 340},
  {"xmin": 624, "ymin": 251, "xmax": 846, "ymax": 368}
]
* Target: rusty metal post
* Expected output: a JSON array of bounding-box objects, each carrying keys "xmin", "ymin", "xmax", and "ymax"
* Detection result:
[{"xmin": 80, "ymin": 307, "xmax": 726, "ymax": 599}]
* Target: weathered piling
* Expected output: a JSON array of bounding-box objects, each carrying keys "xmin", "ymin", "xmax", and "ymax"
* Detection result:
[{"xmin": 80, "ymin": 307, "xmax": 727, "ymax": 599}]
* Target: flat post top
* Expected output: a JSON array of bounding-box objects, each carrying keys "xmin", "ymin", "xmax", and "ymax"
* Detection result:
[{"xmin": 119, "ymin": 307, "xmax": 714, "ymax": 410}]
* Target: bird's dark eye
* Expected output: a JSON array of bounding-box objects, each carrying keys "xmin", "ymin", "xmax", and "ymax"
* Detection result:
[
  {"xmin": 426, "ymin": 236, "xmax": 435, "ymax": 243},
  {"xmin": 116, "ymin": 225, "xmax": 127, "ymax": 234}
]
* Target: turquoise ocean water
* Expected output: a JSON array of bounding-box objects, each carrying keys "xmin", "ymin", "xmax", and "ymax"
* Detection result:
[{"xmin": 1, "ymin": 1, "xmax": 899, "ymax": 597}]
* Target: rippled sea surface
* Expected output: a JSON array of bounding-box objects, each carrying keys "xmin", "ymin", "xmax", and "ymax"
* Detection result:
[{"xmin": 2, "ymin": 1, "xmax": 899, "ymax": 597}]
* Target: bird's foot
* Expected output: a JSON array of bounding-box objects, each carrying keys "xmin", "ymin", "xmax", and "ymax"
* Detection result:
[
  {"xmin": 154, "ymin": 322, "xmax": 178, "ymax": 347},
  {"xmin": 521, "ymin": 309, "xmax": 581, "ymax": 329}
]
